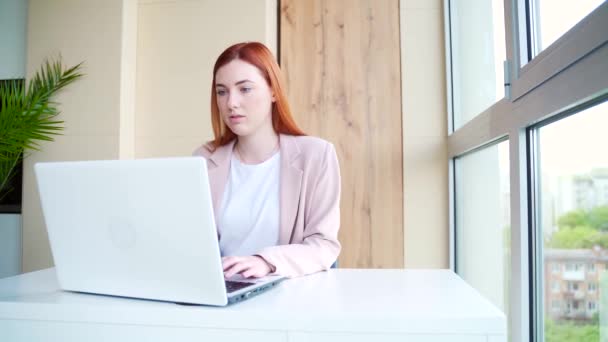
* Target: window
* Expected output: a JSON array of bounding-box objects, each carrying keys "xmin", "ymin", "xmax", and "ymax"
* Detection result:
[
  {"xmin": 512, "ymin": 2, "xmax": 608, "ymax": 101},
  {"xmin": 567, "ymin": 282, "xmax": 579, "ymax": 292},
  {"xmin": 552, "ymin": 300, "xmax": 561, "ymax": 310},
  {"xmin": 588, "ymin": 301, "xmax": 597, "ymax": 311},
  {"xmin": 534, "ymin": 101, "xmax": 608, "ymax": 340},
  {"xmin": 446, "ymin": 0, "xmax": 607, "ymax": 340},
  {"xmin": 564, "ymin": 263, "xmax": 584, "ymax": 272},
  {"xmin": 448, "ymin": 0, "xmax": 505, "ymax": 129},
  {"xmin": 455, "ymin": 140, "xmax": 511, "ymax": 328},
  {"xmin": 551, "ymin": 281, "xmax": 560, "ymax": 293}
]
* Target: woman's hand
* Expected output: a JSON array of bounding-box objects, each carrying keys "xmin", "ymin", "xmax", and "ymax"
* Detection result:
[{"xmin": 222, "ymin": 255, "xmax": 273, "ymax": 278}]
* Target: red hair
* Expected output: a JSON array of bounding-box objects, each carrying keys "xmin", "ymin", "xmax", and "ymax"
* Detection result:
[{"xmin": 209, "ymin": 42, "xmax": 305, "ymax": 148}]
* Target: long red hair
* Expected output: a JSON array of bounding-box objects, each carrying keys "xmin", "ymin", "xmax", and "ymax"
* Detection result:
[{"xmin": 209, "ymin": 42, "xmax": 305, "ymax": 148}]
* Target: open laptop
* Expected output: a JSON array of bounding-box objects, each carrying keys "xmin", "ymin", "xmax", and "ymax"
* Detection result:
[{"xmin": 34, "ymin": 157, "xmax": 285, "ymax": 306}]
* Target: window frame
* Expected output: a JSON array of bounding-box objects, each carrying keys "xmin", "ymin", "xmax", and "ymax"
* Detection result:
[
  {"xmin": 510, "ymin": 1, "xmax": 608, "ymax": 101},
  {"xmin": 445, "ymin": 0, "xmax": 608, "ymax": 341}
]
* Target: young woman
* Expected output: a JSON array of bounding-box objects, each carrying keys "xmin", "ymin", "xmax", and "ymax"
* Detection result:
[{"xmin": 193, "ymin": 42, "xmax": 341, "ymax": 279}]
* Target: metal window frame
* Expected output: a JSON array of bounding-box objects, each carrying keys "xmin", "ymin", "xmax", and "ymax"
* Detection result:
[
  {"xmin": 445, "ymin": 0, "xmax": 608, "ymax": 341},
  {"xmin": 527, "ymin": 94, "xmax": 608, "ymax": 341},
  {"xmin": 512, "ymin": 2, "xmax": 608, "ymax": 101}
]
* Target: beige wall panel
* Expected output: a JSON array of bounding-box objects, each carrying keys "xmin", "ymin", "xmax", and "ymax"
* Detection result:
[
  {"xmin": 120, "ymin": 0, "xmax": 138, "ymax": 159},
  {"xmin": 400, "ymin": 1, "xmax": 448, "ymax": 268},
  {"xmin": 135, "ymin": 0, "xmax": 277, "ymax": 158},
  {"xmin": 27, "ymin": 1, "xmax": 124, "ymax": 137},
  {"xmin": 135, "ymin": 137, "xmax": 207, "ymax": 158},
  {"xmin": 281, "ymin": 0, "xmax": 404, "ymax": 268},
  {"xmin": 23, "ymin": 0, "xmax": 130, "ymax": 272},
  {"xmin": 403, "ymin": 138, "xmax": 448, "ymax": 267},
  {"xmin": 402, "ymin": 0, "xmax": 441, "ymax": 10}
]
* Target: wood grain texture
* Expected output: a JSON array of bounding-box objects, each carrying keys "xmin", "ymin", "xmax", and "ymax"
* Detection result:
[{"xmin": 280, "ymin": 0, "xmax": 403, "ymax": 268}]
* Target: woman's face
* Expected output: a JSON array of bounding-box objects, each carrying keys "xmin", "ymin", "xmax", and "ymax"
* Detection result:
[{"xmin": 215, "ymin": 59, "xmax": 275, "ymax": 138}]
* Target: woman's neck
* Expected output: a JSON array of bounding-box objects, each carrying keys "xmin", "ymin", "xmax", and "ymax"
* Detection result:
[{"xmin": 235, "ymin": 131, "xmax": 280, "ymax": 164}]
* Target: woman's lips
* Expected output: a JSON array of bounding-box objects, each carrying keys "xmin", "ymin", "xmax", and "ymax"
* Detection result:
[{"xmin": 229, "ymin": 114, "xmax": 245, "ymax": 123}]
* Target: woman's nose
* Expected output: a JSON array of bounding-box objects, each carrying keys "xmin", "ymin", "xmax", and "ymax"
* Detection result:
[{"xmin": 227, "ymin": 92, "xmax": 240, "ymax": 109}]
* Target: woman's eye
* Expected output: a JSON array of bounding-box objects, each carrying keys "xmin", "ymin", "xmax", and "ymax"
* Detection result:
[
  {"xmin": 216, "ymin": 89, "xmax": 226, "ymax": 96},
  {"xmin": 241, "ymin": 87, "xmax": 252, "ymax": 93}
]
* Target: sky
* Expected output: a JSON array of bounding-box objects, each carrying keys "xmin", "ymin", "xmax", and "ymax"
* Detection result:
[
  {"xmin": 538, "ymin": 0, "xmax": 606, "ymax": 50},
  {"xmin": 539, "ymin": 102, "xmax": 608, "ymax": 176}
]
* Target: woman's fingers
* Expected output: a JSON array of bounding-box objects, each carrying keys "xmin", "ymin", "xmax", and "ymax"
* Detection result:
[
  {"xmin": 223, "ymin": 257, "xmax": 253, "ymax": 278},
  {"xmin": 242, "ymin": 256, "xmax": 271, "ymax": 278},
  {"xmin": 222, "ymin": 256, "xmax": 271, "ymax": 278},
  {"xmin": 221, "ymin": 256, "xmax": 241, "ymax": 271},
  {"xmin": 224, "ymin": 263, "xmax": 248, "ymax": 278},
  {"xmin": 242, "ymin": 266, "xmax": 263, "ymax": 278}
]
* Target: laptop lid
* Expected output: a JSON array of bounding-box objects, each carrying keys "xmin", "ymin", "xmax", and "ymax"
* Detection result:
[{"xmin": 35, "ymin": 157, "xmax": 281, "ymax": 306}]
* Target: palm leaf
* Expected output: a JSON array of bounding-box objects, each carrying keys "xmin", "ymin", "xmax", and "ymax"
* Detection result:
[{"xmin": 0, "ymin": 57, "xmax": 84, "ymax": 200}]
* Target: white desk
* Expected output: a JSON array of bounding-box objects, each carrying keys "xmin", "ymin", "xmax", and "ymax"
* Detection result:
[{"xmin": 0, "ymin": 268, "xmax": 506, "ymax": 342}]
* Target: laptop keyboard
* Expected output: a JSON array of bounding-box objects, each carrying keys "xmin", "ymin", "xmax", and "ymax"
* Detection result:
[{"xmin": 225, "ymin": 280, "xmax": 254, "ymax": 293}]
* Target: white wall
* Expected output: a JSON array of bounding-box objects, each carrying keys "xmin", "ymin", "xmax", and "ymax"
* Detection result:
[{"xmin": 0, "ymin": 0, "xmax": 27, "ymax": 79}]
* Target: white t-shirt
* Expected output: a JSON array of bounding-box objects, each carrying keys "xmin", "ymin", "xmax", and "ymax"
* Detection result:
[{"xmin": 217, "ymin": 152, "xmax": 281, "ymax": 257}]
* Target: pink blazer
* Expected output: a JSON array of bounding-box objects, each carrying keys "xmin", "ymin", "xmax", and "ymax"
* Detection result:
[{"xmin": 193, "ymin": 134, "xmax": 341, "ymax": 278}]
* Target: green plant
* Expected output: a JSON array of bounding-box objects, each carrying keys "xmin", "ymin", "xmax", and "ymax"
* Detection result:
[{"xmin": 0, "ymin": 58, "xmax": 84, "ymax": 202}]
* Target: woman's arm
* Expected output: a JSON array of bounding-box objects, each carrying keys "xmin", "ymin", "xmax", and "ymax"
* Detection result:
[{"xmin": 256, "ymin": 142, "xmax": 342, "ymax": 277}]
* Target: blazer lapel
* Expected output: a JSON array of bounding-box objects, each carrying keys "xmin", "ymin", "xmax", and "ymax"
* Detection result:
[
  {"xmin": 279, "ymin": 134, "xmax": 303, "ymax": 245},
  {"xmin": 206, "ymin": 140, "xmax": 235, "ymax": 222}
]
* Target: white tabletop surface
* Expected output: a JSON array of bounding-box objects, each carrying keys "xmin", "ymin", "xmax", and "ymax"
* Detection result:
[{"xmin": 0, "ymin": 268, "xmax": 506, "ymax": 335}]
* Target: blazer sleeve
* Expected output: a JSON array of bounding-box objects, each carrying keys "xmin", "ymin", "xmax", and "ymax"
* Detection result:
[{"xmin": 256, "ymin": 142, "xmax": 341, "ymax": 278}]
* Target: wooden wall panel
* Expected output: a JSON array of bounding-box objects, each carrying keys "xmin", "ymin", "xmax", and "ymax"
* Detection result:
[{"xmin": 280, "ymin": 0, "xmax": 403, "ymax": 268}]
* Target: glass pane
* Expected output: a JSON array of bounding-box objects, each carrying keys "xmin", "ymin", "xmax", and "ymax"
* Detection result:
[
  {"xmin": 450, "ymin": 0, "xmax": 505, "ymax": 130},
  {"xmin": 455, "ymin": 140, "xmax": 511, "ymax": 338},
  {"xmin": 532, "ymin": 0, "xmax": 605, "ymax": 55},
  {"xmin": 537, "ymin": 101, "xmax": 608, "ymax": 341}
]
